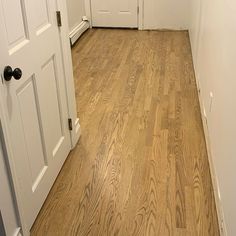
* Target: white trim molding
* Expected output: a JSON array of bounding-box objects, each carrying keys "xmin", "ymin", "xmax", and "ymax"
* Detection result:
[
  {"xmin": 85, "ymin": 0, "xmax": 92, "ymax": 28},
  {"xmin": 69, "ymin": 20, "xmax": 90, "ymax": 46},
  {"xmin": 14, "ymin": 227, "xmax": 22, "ymax": 236},
  {"xmin": 0, "ymin": 106, "xmax": 29, "ymax": 236},
  {"xmin": 138, "ymin": 0, "xmax": 144, "ymax": 30},
  {"xmin": 58, "ymin": 0, "xmax": 81, "ymax": 148}
]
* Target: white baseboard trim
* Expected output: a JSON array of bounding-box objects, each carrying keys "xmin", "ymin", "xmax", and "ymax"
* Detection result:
[
  {"xmin": 69, "ymin": 21, "xmax": 89, "ymax": 46},
  {"xmin": 194, "ymin": 72, "xmax": 227, "ymax": 236},
  {"xmin": 71, "ymin": 118, "xmax": 81, "ymax": 149},
  {"xmin": 14, "ymin": 227, "xmax": 22, "ymax": 236},
  {"xmin": 75, "ymin": 118, "xmax": 81, "ymax": 136}
]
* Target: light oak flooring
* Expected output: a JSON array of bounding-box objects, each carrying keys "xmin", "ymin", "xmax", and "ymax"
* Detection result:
[{"xmin": 31, "ymin": 29, "xmax": 219, "ymax": 236}]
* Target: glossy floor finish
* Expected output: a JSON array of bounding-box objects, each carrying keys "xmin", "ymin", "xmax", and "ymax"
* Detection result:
[{"xmin": 31, "ymin": 29, "xmax": 219, "ymax": 236}]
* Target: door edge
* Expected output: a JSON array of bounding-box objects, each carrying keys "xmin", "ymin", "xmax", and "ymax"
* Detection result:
[{"xmin": 56, "ymin": 0, "xmax": 81, "ymax": 149}]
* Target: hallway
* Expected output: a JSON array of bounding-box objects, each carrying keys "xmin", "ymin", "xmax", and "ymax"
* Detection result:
[{"xmin": 31, "ymin": 29, "xmax": 219, "ymax": 235}]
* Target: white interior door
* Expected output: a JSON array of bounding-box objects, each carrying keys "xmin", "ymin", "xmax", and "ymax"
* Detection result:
[
  {"xmin": 0, "ymin": 0, "xmax": 71, "ymax": 231},
  {"xmin": 91, "ymin": 0, "xmax": 138, "ymax": 28}
]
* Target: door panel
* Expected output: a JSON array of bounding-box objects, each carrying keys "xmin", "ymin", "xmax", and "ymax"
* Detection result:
[
  {"xmin": 91, "ymin": 0, "xmax": 138, "ymax": 28},
  {"xmin": 16, "ymin": 77, "xmax": 47, "ymax": 188},
  {"xmin": 39, "ymin": 56, "xmax": 65, "ymax": 159},
  {"xmin": 0, "ymin": 0, "xmax": 71, "ymax": 231},
  {"xmin": 31, "ymin": 0, "xmax": 50, "ymax": 32},
  {"xmin": 1, "ymin": 0, "xmax": 28, "ymax": 53}
]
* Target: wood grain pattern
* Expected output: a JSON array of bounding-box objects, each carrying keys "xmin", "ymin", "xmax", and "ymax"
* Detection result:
[{"xmin": 31, "ymin": 29, "xmax": 220, "ymax": 236}]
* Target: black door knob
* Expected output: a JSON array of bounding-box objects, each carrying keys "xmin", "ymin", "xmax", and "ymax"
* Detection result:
[{"xmin": 3, "ymin": 66, "xmax": 22, "ymax": 81}]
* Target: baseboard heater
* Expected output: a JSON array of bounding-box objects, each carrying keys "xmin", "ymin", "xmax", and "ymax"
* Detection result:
[{"xmin": 69, "ymin": 18, "xmax": 90, "ymax": 46}]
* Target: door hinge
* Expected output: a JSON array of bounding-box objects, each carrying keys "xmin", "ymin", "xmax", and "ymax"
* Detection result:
[
  {"xmin": 68, "ymin": 118, "xmax": 73, "ymax": 131},
  {"xmin": 56, "ymin": 11, "xmax": 62, "ymax": 27}
]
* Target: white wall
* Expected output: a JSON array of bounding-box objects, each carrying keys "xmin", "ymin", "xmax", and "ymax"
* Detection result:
[
  {"xmin": 143, "ymin": 0, "xmax": 190, "ymax": 29},
  {"xmin": 66, "ymin": 0, "xmax": 86, "ymax": 32},
  {"xmin": 189, "ymin": 0, "xmax": 236, "ymax": 235}
]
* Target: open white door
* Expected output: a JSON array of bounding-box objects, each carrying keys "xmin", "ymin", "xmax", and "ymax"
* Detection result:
[
  {"xmin": 0, "ymin": 0, "xmax": 74, "ymax": 232},
  {"xmin": 91, "ymin": 0, "xmax": 138, "ymax": 28}
]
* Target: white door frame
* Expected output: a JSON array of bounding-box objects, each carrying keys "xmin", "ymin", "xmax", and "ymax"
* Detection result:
[
  {"xmin": 0, "ymin": 100, "xmax": 25, "ymax": 235},
  {"xmin": 0, "ymin": 0, "xmax": 80, "ymax": 235},
  {"xmin": 58, "ymin": 0, "xmax": 81, "ymax": 147},
  {"xmin": 0, "ymin": 121, "xmax": 22, "ymax": 236},
  {"xmin": 85, "ymin": 0, "xmax": 144, "ymax": 30},
  {"xmin": 138, "ymin": 0, "xmax": 144, "ymax": 30}
]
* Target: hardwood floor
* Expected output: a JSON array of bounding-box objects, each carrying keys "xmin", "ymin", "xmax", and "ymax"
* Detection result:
[{"xmin": 31, "ymin": 29, "xmax": 219, "ymax": 236}]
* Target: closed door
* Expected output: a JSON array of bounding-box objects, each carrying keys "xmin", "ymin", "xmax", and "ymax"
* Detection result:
[
  {"xmin": 91, "ymin": 0, "xmax": 138, "ymax": 28},
  {"xmin": 0, "ymin": 0, "xmax": 71, "ymax": 231}
]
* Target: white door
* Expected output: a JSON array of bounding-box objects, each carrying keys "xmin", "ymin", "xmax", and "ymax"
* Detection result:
[
  {"xmin": 0, "ymin": 0, "xmax": 71, "ymax": 231},
  {"xmin": 91, "ymin": 0, "xmax": 138, "ymax": 28}
]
